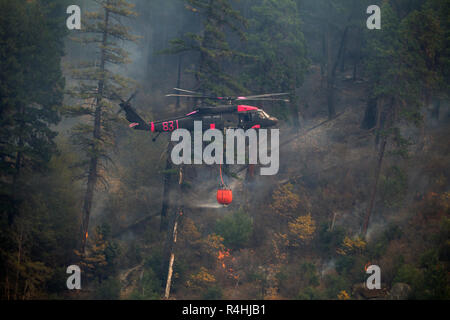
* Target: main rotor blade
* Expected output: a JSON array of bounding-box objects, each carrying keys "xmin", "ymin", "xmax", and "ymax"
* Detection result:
[
  {"xmin": 166, "ymin": 92, "xmax": 291, "ymax": 102},
  {"xmin": 166, "ymin": 94, "xmax": 220, "ymax": 99},
  {"xmin": 238, "ymin": 98, "xmax": 290, "ymax": 102},
  {"xmin": 238, "ymin": 93, "xmax": 290, "ymax": 99},
  {"xmin": 166, "ymin": 94, "xmax": 208, "ymax": 98},
  {"xmin": 173, "ymin": 88, "xmax": 201, "ymax": 94}
]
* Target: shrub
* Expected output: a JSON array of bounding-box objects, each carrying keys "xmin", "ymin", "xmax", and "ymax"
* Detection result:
[
  {"xmin": 324, "ymin": 274, "xmax": 348, "ymax": 299},
  {"xmin": 317, "ymin": 223, "xmax": 346, "ymax": 256},
  {"xmin": 379, "ymin": 166, "xmax": 408, "ymax": 208},
  {"xmin": 95, "ymin": 277, "xmax": 121, "ymax": 300},
  {"xmin": 144, "ymin": 250, "xmax": 164, "ymax": 279},
  {"xmin": 215, "ymin": 210, "xmax": 253, "ymax": 249},
  {"xmin": 129, "ymin": 268, "xmax": 160, "ymax": 300},
  {"xmin": 393, "ymin": 264, "xmax": 421, "ymax": 286},
  {"xmin": 202, "ymin": 286, "xmax": 223, "ymax": 300},
  {"xmin": 297, "ymin": 286, "xmax": 325, "ymax": 300},
  {"xmin": 299, "ymin": 262, "xmax": 320, "ymax": 287}
]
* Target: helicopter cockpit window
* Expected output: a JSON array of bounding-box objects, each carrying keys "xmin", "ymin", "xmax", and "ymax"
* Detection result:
[
  {"xmin": 243, "ymin": 113, "xmax": 252, "ymax": 121},
  {"xmin": 257, "ymin": 110, "xmax": 270, "ymax": 119}
]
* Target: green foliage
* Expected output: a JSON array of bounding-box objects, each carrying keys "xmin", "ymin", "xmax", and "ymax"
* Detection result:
[
  {"xmin": 246, "ymin": 0, "xmax": 308, "ymax": 87},
  {"xmin": 0, "ymin": 140, "xmax": 81, "ymax": 299},
  {"xmin": 394, "ymin": 249, "xmax": 450, "ymax": 300},
  {"xmin": 387, "ymin": 127, "xmax": 414, "ymax": 158},
  {"xmin": 0, "ymin": 0, "xmax": 67, "ymax": 228},
  {"xmin": 335, "ymin": 256, "xmax": 355, "ymax": 275},
  {"xmin": 400, "ymin": 6, "xmax": 445, "ymax": 97},
  {"xmin": 129, "ymin": 268, "xmax": 160, "ymax": 300},
  {"xmin": 367, "ymin": 224, "xmax": 403, "ymax": 259},
  {"xmin": 215, "ymin": 210, "xmax": 254, "ymax": 249},
  {"xmin": 421, "ymin": 261, "xmax": 449, "ymax": 299},
  {"xmin": 364, "ymin": 0, "xmax": 449, "ymax": 134},
  {"xmin": 164, "ymin": 0, "xmax": 248, "ymax": 95},
  {"xmin": 95, "ymin": 277, "xmax": 121, "ymax": 300},
  {"xmin": 365, "ymin": 2, "xmax": 410, "ymax": 102},
  {"xmin": 379, "ymin": 166, "xmax": 408, "ymax": 208},
  {"xmin": 437, "ymin": 217, "xmax": 450, "ymax": 261},
  {"xmin": 393, "ymin": 264, "xmax": 422, "ymax": 287},
  {"xmin": 317, "ymin": 224, "xmax": 346, "ymax": 256},
  {"xmin": 384, "ymin": 224, "xmax": 404, "ymax": 241},
  {"xmin": 297, "ymin": 286, "xmax": 325, "ymax": 300},
  {"xmin": 202, "ymin": 286, "xmax": 224, "ymax": 300},
  {"xmin": 299, "ymin": 262, "xmax": 320, "ymax": 287},
  {"xmin": 144, "ymin": 250, "xmax": 164, "ymax": 280},
  {"xmin": 277, "ymin": 261, "xmax": 320, "ymax": 298},
  {"xmin": 67, "ymin": 0, "xmax": 139, "ymax": 250},
  {"xmin": 123, "ymin": 241, "xmax": 143, "ymax": 267},
  {"xmin": 324, "ymin": 274, "xmax": 349, "ymax": 299},
  {"xmin": 335, "ymin": 255, "xmax": 366, "ymax": 284},
  {"xmin": 243, "ymin": 0, "xmax": 308, "ymax": 123}
]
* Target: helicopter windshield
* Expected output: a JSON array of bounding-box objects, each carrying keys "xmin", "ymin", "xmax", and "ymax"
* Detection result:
[{"xmin": 257, "ymin": 110, "xmax": 270, "ymax": 119}]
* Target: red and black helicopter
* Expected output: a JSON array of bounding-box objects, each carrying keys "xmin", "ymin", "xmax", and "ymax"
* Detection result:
[
  {"xmin": 116, "ymin": 89, "xmax": 289, "ymax": 206},
  {"xmin": 117, "ymin": 88, "xmax": 287, "ymax": 140}
]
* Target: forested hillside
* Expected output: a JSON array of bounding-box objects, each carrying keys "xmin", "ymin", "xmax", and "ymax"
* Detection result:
[{"xmin": 0, "ymin": 0, "xmax": 449, "ymax": 300}]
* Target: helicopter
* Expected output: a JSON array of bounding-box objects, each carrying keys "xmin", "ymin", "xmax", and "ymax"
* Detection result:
[{"xmin": 117, "ymin": 88, "xmax": 288, "ymax": 140}]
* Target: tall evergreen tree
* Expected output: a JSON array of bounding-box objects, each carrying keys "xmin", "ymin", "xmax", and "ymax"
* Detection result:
[
  {"xmin": 164, "ymin": 0, "xmax": 248, "ymax": 96},
  {"xmin": 299, "ymin": 0, "xmax": 375, "ymax": 120},
  {"xmin": 0, "ymin": 0, "xmax": 66, "ymax": 224},
  {"xmin": 243, "ymin": 0, "xmax": 308, "ymax": 126},
  {"xmin": 0, "ymin": 0, "xmax": 74, "ymax": 299},
  {"xmin": 66, "ymin": 0, "xmax": 138, "ymax": 253},
  {"xmin": 361, "ymin": 0, "xmax": 448, "ymax": 236}
]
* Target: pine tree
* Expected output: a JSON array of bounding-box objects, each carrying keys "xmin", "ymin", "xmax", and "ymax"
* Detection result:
[
  {"xmin": 0, "ymin": 0, "xmax": 66, "ymax": 225},
  {"xmin": 0, "ymin": 0, "xmax": 71, "ymax": 299},
  {"xmin": 243, "ymin": 0, "xmax": 308, "ymax": 126},
  {"xmin": 164, "ymin": 0, "xmax": 248, "ymax": 96},
  {"xmin": 361, "ymin": 0, "xmax": 447, "ymax": 236},
  {"xmin": 298, "ymin": 0, "xmax": 367, "ymax": 120},
  {"xmin": 66, "ymin": 0, "xmax": 138, "ymax": 253},
  {"xmin": 75, "ymin": 225, "xmax": 120, "ymax": 283}
]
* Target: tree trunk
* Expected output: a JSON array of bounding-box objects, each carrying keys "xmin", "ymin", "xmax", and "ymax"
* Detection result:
[
  {"xmin": 164, "ymin": 210, "xmax": 180, "ymax": 299},
  {"xmin": 290, "ymin": 92, "xmax": 300, "ymax": 130},
  {"xmin": 160, "ymin": 142, "xmax": 173, "ymax": 231},
  {"xmin": 361, "ymin": 97, "xmax": 378, "ymax": 130},
  {"xmin": 321, "ymin": 30, "xmax": 327, "ymax": 88},
  {"xmin": 176, "ymin": 56, "xmax": 182, "ymax": 109},
  {"xmin": 80, "ymin": 156, "xmax": 98, "ymax": 252},
  {"xmin": 431, "ymin": 97, "xmax": 440, "ymax": 122},
  {"xmin": 362, "ymin": 97, "xmax": 395, "ymax": 237},
  {"xmin": 10, "ymin": 151, "xmax": 22, "ymax": 226},
  {"xmin": 161, "ymin": 166, "xmax": 184, "ymax": 290},
  {"xmin": 326, "ymin": 24, "xmax": 349, "ymax": 120},
  {"xmin": 330, "ymin": 211, "xmax": 337, "ymax": 231},
  {"xmin": 340, "ymin": 33, "xmax": 347, "ymax": 72},
  {"xmin": 80, "ymin": 4, "xmax": 110, "ymax": 253},
  {"xmin": 326, "ymin": 25, "xmax": 333, "ymax": 117},
  {"xmin": 10, "ymin": 105, "xmax": 25, "ymax": 226},
  {"xmin": 353, "ymin": 28, "xmax": 362, "ymax": 81},
  {"xmin": 14, "ymin": 227, "xmax": 23, "ymax": 300},
  {"xmin": 363, "ymin": 137, "xmax": 387, "ymax": 237}
]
